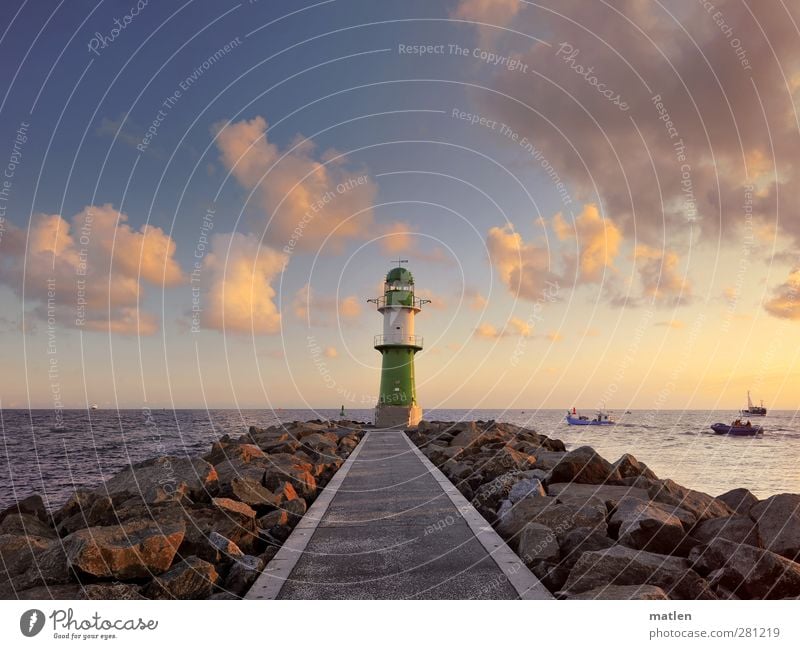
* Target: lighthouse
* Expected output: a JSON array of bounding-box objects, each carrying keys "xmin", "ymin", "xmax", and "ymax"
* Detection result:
[{"xmin": 368, "ymin": 260, "xmax": 429, "ymax": 427}]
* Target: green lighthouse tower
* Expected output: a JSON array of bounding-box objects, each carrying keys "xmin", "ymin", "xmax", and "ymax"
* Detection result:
[{"xmin": 368, "ymin": 261, "xmax": 429, "ymax": 427}]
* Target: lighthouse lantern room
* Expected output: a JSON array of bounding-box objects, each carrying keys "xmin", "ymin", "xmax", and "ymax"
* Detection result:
[{"xmin": 368, "ymin": 260, "xmax": 429, "ymax": 428}]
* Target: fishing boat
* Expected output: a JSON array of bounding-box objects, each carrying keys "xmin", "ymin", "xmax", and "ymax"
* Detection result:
[
  {"xmin": 90, "ymin": 404, "xmax": 98, "ymax": 410},
  {"xmin": 740, "ymin": 391, "xmax": 767, "ymax": 416},
  {"xmin": 565, "ymin": 409, "xmax": 615, "ymax": 426},
  {"xmin": 710, "ymin": 420, "xmax": 764, "ymax": 436}
]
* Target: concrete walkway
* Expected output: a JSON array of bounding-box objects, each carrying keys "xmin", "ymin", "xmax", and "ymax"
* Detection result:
[{"xmin": 247, "ymin": 430, "xmax": 552, "ymax": 600}]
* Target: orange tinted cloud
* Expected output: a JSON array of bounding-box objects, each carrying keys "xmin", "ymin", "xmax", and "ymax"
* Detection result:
[
  {"xmin": 202, "ymin": 232, "xmax": 287, "ymax": 334},
  {"xmin": 634, "ymin": 244, "xmax": 692, "ymax": 305},
  {"xmin": 764, "ymin": 269, "xmax": 800, "ymax": 319},
  {"xmin": 292, "ymin": 283, "xmax": 363, "ymax": 324},
  {"xmin": 0, "ymin": 205, "xmax": 183, "ymax": 335},
  {"xmin": 486, "ymin": 224, "xmax": 558, "ymax": 301},
  {"xmin": 553, "ymin": 203, "xmax": 622, "ymax": 283},
  {"xmin": 213, "ymin": 116, "xmax": 377, "ymax": 252}
]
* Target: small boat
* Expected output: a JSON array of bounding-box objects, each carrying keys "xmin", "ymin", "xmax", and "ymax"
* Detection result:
[
  {"xmin": 711, "ymin": 421, "xmax": 764, "ymax": 436},
  {"xmin": 740, "ymin": 390, "xmax": 767, "ymax": 416},
  {"xmin": 90, "ymin": 404, "xmax": 98, "ymax": 410},
  {"xmin": 565, "ymin": 409, "xmax": 615, "ymax": 426}
]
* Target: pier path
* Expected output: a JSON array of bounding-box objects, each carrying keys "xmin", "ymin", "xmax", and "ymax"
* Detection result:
[{"xmin": 247, "ymin": 429, "xmax": 552, "ymax": 599}]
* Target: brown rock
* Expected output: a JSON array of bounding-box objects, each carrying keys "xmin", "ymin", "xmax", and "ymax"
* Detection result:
[
  {"xmin": 750, "ymin": 493, "xmax": 800, "ymax": 560},
  {"xmin": 212, "ymin": 497, "xmax": 256, "ymax": 519},
  {"xmin": 517, "ymin": 522, "xmax": 560, "ymax": 564},
  {"xmin": 548, "ymin": 483, "xmax": 649, "ymax": 508},
  {"xmin": 612, "ymin": 453, "xmax": 658, "ymax": 480},
  {"xmin": 146, "ymin": 556, "xmax": 219, "ymax": 599},
  {"xmin": 100, "ymin": 456, "xmax": 218, "ymax": 503},
  {"xmin": 647, "ymin": 479, "xmax": 733, "ymax": 522},
  {"xmin": 694, "ymin": 515, "xmax": 761, "ymax": 547},
  {"xmin": 64, "ymin": 519, "xmax": 185, "ymax": 579},
  {"xmin": 549, "ymin": 446, "xmax": 622, "ymax": 485},
  {"xmin": 257, "ymin": 510, "xmax": 289, "ymax": 529},
  {"xmin": 205, "ymin": 442, "xmax": 267, "ymax": 466},
  {"xmin": 562, "ymin": 545, "xmax": 716, "ymax": 599},
  {"xmin": 557, "ymin": 526, "xmax": 615, "ymax": 569},
  {"xmin": 223, "ymin": 478, "xmax": 280, "ymax": 510},
  {"xmin": 0, "ymin": 533, "xmax": 53, "ymax": 579},
  {"xmin": 717, "ymin": 487, "xmax": 759, "ymax": 516},
  {"xmin": 690, "ymin": 537, "xmax": 800, "ymax": 599},
  {"xmin": 497, "ymin": 495, "xmax": 607, "ymax": 543},
  {"xmin": 0, "ymin": 513, "xmax": 55, "ymax": 539},
  {"xmin": 224, "ymin": 555, "xmax": 265, "ymax": 596},
  {"xmin": 610, "ymin": 497, "xmax": 690, "ymax": 555},
  {"xmin": 0, "ymin": 494, "xmax": 48, "ymax": 525}
]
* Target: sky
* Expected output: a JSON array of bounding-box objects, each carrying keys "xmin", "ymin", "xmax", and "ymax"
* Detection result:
[{"xmin": 0, "ymin": 0, "xmax": 798, "ymax": 411}]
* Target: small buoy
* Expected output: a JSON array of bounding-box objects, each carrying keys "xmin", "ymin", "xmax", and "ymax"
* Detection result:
[{"xmin": 340, "ymin": 405, "xmax": 345, "ymax": 417}]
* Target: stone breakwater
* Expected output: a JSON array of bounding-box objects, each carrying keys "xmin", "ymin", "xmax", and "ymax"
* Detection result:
[
  {"xmin": 407, "ymin": 420, "xmax": 800, "ymax": 600},
  {"xmin": 0, "ymin": 421, "xmax": 365, "ymax": 599}
]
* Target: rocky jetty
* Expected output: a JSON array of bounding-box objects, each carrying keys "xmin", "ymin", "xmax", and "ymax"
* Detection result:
[
  {"xmin": 0, "ymin": 420, "xmax": 365, "ymax": 599},
  {"xmin": 407, "ymin": 420, "xmax": 800, "ymax": 600}
]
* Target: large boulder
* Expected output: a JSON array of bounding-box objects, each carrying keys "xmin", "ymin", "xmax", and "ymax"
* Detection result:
[
  {"xmin": 221, "ymin": 477, "xmax": 281, "ymax": 511},
  {"xmin": 557, "ymin": 526, "xmax": 615, "ymax": 570},
  {"xmin": 181, "ymin": 503, "xmax": 258, "ymax": 559},
  {"xmin": 647, "ymin": 479, "xmax": 733, "ymax": 522},
  {"xmin": 224, "ymin": 554, "xmax": 265, "ymax": 596},
  {"xmin": 750, "ymin": 494, "xmax": 800, "ymax": 561},
  {"xmin": 610, "ymin": 497, "xmax": 691, "ymax": 555},
  {"xmin": 693, "ymin": 515, "xmax": 761, "ymax": 548},
  {"xmin": 548, "ymin": 446, "xmax": 622, "ymax": 485},
  {"xmin": 63, "ymin": 519, "xmax": 185, "ymax": 579},
  {"xmin": 0, "ymin": 512, "xmax": 56, "ymax": 539},
  {"xmin": 262, "ymin": 454, "xmax": 317, "ymax": 501},
  {"xmin": 146, "ymin": 556, "xmax": 219, "ymax": 599},
  {"xmin": 563, "ymin": 584, "xmax": 669, "ymax": 600},
  {"xmin": 479, "ymin": 447, "xmax": 536, "ymax": 478},
  {"xmin": 548, "ymin": 483, "xmax": 649, "ymax": 508},
  {"xmin": 690, "ymin": 537, "xmax": 800, "ymax": 599},
  {"xmin": 497, "ymin": 495, "xmax": 607, "ymax": 543},
  {"xmin": 717, "ymin": 487, "xmax": 759, "ymax": 516},
  {"xmin": 0, "ymin": 534, "xmax": 53, "ymax": 580},
  {"xmin": 99, "ymin": 456, "xmax": 218, "ymax": 503},
  {"xmin": 0, "ymin": 494, "xmax": 48, "ymax": 525},
  {"xmin": 532, "ymin": 451, "xmax": 566, "ymax": 471},
  {"xmin": 471, "ymin": 472, "xmax": 529, "ymax": 518},
  {"xmin": 611, "ymin": 454, "xmax": 658, "ymax": 480},
  {"xmin": 517, "ymin": 522, "xmax": 560, "ymax": 564},
  {"xmin": 561, "ymin": 545, "xmax": 717, "ymax": 599}
]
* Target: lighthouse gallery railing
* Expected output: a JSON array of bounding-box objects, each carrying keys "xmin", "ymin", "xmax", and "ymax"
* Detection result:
[{"xmin": 374, "ymin": 334, "xmax": 423, "ymax": 348}]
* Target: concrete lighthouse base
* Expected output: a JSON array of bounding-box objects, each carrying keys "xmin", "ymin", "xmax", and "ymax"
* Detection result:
[{"xmin": 374, "ymin": 404, "xmax": 423, "ymax": 429}]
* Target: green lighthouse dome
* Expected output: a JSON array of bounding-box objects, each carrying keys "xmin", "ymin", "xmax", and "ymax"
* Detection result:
[{"xmin": 386, "ymin": 267, "xmax": 414, "ymax": 284}]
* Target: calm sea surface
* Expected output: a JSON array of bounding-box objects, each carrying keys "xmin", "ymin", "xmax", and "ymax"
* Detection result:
[{"xmin": 1, "ymin": 408, "xmax": 797, "ymax": 509}]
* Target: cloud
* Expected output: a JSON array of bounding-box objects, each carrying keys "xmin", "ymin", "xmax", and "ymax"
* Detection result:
[
  {"xmin": 553, "ymin": 203, "xmax": 622, "ymax": 283},
  {"xmin": 323, "ymin": 346, "xmax": 338, "ymax": 358},
  {"xmin": 292, "ymin": 283, "xmax": 363, "ymax": 324},
  {"xmin": 201, "ymin": 232, "xmax": 287, "ymax": 334},
  {"xmin": 456, "ymin": 0, "xmax": 800, "ymax": 289},
  {"xmin": 0, "ymin": 205, "xmax": 183, "ymax": 335},
  {"xmin": 633, "ymin": 244, "xmax": 692, "ymax": 306},
  {"xmin": 213, "ymin": 116, "xmax": 377, "ymax": 251},
  {"xmin": 379, "ymin": 221, "xmax": 414, "ymax": 254},
  {"xmin": 486, "ymin": 224, "xmax": 559, "ymax": 300},
  {"xmin": 764, "ymin": 269, "xmax": 800, "ymax": 319},
  {"xmin": 474, "ymin": 316, "xmax": 532, "ymax": 339},
  {"xmin": 546, "ymin": 330, "xmax": 563, "ymax": 342}
]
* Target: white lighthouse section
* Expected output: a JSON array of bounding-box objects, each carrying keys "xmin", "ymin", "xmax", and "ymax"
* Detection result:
[{"xmin": 383, "ymin": 305, "xmax": 415, "ymax": 344}]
